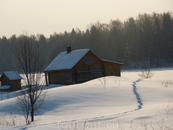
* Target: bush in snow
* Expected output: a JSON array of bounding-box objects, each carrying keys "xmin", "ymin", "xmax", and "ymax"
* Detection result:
[{"xmin": 138, "ymin": 63, "xmax": 154, "ymax": 79}]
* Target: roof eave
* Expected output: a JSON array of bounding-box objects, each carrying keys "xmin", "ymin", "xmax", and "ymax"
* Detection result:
[
  {"xmin": 44, "ymin": 68, "xmax": 72, "ymax": 72},
  {"xmin": 102, "ymin": 59, "xmax": 123, "ymax": 65}
]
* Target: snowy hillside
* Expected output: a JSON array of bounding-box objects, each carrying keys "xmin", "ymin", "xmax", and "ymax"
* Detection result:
[{"xmin": 0, "ymin": 68, "xmax": 173, "ymax": 130}]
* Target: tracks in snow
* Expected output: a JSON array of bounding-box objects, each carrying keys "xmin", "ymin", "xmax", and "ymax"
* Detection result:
[
  {"xmin": 61, "ymin": 79, "xmax": 144, "ymax": 123},
  {"xmin": 133, "ymin": 79, "xmax": 143, "ymax": 110}
]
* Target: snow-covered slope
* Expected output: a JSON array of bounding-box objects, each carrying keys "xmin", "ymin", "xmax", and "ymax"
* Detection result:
[{"xmin": 0, "ymin": 68, "xmax": 173, "ymax": 130}]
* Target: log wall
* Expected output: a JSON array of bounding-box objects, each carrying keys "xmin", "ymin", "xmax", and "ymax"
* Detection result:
[
  {"xmin": 48, "ymin": 70, "xmax": 72, "ymax": 85},
  {"xmin": 102, "ymin": 61, "xmax": 121, "ymax": 76},
  {"xmin": 75, "ymin": 51, "xmax": 104, "ymax": 83}
]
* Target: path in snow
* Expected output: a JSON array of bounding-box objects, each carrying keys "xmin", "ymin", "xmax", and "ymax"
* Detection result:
[{"xmin": 132, "ymin": 79, "xmax": 143, "ymax": 110}]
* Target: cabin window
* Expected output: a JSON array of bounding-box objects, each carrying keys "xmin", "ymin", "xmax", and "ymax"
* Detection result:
[{"xmin": 85, "ymin": 58, "xmax": 93, "ymax": 65}]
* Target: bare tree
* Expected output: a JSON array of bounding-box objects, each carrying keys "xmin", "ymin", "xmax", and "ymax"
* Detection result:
[{"xmin": 15, "ymin": 34, "xmax": 47, "ymax": 124}]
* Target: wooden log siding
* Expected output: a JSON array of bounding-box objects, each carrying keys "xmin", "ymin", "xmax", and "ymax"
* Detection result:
[
  {"xmin": 76, "ymin": 70, "xmax": 103, "ymax": 82},
  {"xmin": 102, "ymin": 60, "xmax": 121, "ymax": 76},
  {"xmin": 48, "ymin": 70, "xmax": 72, "ymax": 84},
  {"xmin": 9, "ymin": 80, "xmax": 21, "ymax": 92},
  {"xmin": 1, "ymin": 75, "xmax": 10, "ymax": 86},
  {"xmin": 72, "ymin": 68, "xmax": 77, "ymax": 83},
  {"xmin": 75, "ymin": 51, "xmax": 104, "ymax": 83},
  {"xmin": 76, "ymin": 66, "xmax": 104, "ymax": 80}
]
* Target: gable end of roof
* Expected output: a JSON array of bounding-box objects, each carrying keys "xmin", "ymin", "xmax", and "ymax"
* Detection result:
[{"xmin": 1, "ymin": 71, "xmax": 22, "ymax": 80}]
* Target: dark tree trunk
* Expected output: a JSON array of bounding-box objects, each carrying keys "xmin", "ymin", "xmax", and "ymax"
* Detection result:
[{"xmin": 31, "ymin": 104, "xmax": 34, "ymax": 122}]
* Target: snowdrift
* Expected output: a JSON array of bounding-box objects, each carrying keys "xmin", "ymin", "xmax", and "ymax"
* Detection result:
[{"xmin": 0, "ymin": 68, "xmax": 173, "ymax": 130}]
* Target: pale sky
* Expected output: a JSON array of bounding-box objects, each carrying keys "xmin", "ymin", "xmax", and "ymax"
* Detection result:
[{"xmin": 1, "ymin": 0, "xmax": 173, "ymax": 38}]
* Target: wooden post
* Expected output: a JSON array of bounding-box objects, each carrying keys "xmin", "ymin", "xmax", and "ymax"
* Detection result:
[{"xmin": 45, "ymin": 72, "xmax": 48, "ymax": 86}]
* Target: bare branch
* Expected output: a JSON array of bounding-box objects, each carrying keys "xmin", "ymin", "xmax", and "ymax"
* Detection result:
[
  {"xmin": 15, "ymin": 34, "xmax": 47, "ymax": 124},
  {"xmin": 138, "ymin": 63, "xmax": 154, "ymax": 79}
]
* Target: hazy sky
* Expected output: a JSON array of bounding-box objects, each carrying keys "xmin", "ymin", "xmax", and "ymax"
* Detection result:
[{"xmin": 1, "ymin": 0, "xmax": 173, "ymax": 38}]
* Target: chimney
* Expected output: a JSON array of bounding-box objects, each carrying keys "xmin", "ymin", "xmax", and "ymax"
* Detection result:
[{"xmin": 66, "ymin": 46, "xmax": 72, "ymax": 53}]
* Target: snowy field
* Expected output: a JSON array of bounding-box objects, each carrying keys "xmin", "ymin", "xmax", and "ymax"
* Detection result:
[{"xmin": 0, "ymin": 68, "xmax": 173, "ymax": 130}]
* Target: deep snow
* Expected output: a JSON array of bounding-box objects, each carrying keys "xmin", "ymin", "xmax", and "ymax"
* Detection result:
[{"xmin": 0, "ymin": 68, "xmax": 173, "ymax": 130}]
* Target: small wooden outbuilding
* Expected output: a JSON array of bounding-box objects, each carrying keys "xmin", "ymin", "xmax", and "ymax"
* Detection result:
[
  {"xmin": 0, "ymin": 71, "xmax": 22, "ymax": 92},
  {"xmin": 44, "ymin": 47, "xmax": 123, "ymax": 85}
]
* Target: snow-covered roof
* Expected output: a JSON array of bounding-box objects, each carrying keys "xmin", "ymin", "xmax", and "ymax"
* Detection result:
[
  {"xmin": 102, "ymin": 59, "xmax": 123, "ymax": 65},
  {"xmin": 45, "ymin": 49, "xmax": 90, "ymax": 71},
  {"xmin": 0, "ymin": 85, "xmax": 11, "ymax": 90},
  {"xmin": 2, "ymin": 71, "xmax": 22, "ymax": 80}
]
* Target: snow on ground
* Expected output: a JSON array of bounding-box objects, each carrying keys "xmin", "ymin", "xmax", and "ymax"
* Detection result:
[
  {"xmin": 0, "ymin": 85, "xmax": 11, "ymax": 90},
  {"xmin": 0, "ymin": 68, "xmax": 173, "ymax": 130}
]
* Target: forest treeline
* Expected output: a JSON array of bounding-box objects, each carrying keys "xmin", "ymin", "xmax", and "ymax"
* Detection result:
[{"xmin": 0, "ymin": 12, "xmax": 173, "ymax": 73}]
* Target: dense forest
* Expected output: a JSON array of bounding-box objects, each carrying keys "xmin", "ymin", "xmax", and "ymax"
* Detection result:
[{"xmin": 0, "ymin": 12, "xmax": 173, "ymax": 73}]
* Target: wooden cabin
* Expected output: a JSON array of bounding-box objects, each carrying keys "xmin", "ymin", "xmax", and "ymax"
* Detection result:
[
  {"xmin": 102, "ymin": 59, "xmax": 122, "ymax": 76},
  {"xmin": 44, "ymin": 47, "xmax": 123, "ymax": 85},
  {"xmin": 0, "ymin": 71, "xmax": 22, "ymax": 92}
]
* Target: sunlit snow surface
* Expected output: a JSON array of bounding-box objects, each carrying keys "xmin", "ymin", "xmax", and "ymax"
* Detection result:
[{"xmin": 0, "ymin": 68, "xmax": 173, "ymax": 130}]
